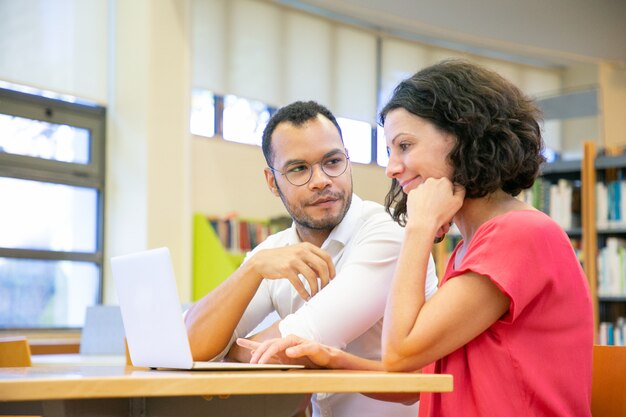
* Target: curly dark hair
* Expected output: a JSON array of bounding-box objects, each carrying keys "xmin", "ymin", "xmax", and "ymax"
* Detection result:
[
  {"xmin": 380, "ymin": 59, "xmax": 545, "ymax": 226},
  {"xmin": 262, "ymin": 100, "xmax": 343, "ymax": 166}
]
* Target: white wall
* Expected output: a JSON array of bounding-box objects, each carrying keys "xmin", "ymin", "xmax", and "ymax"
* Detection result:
[{"xmin": 104, "ymin": 0, "xmax": 192, "ymax": 302}]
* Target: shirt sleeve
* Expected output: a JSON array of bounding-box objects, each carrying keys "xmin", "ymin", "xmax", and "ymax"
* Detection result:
[
  {"xmin": 279, "ymin": 214, "xmax": 439, "ymax": 349},
  {"xmin": 450, "ymin": 213, "xmax": 561, "ymax": 323}
]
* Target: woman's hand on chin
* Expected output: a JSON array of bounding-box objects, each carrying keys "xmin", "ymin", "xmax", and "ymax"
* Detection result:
[{"xmin": 406, "ymin": 178, "xmax": 464, "ymax": 234}]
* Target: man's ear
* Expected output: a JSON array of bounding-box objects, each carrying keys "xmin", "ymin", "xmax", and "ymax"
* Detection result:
[{"xmin": 264, "ymin": 168, "xmax": 280, "ymax": 197}]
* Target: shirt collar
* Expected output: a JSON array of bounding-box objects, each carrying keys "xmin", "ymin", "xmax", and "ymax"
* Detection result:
[{"xmin": 323, "ymin": 193, "xmax": 362, "ymax": 250}]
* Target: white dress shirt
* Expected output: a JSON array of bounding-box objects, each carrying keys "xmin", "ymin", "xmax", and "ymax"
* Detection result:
[{"xmin": 217, "ymin": 194, "xmax": 439, "ymax": 417}]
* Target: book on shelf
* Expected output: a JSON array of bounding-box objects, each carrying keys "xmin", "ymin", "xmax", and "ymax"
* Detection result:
[
  {"xmin": 570, "ymin": 237, "xmax": 583, "ymax": 263},
  {"xmin": 208, "ymin": 217, "xmax": 270, "ymax": 253},
  {"xmin": 518, "ymin": 178, "xmax": 581, "ymax": 231},
  {"xmin": 598, "ymin": 318, "xmax": 626, "ymax": 346},
  {"xmin": 206, "ymin": 215, "xmax": 291, "ymax": 254},
  {"xmin": 597, "ymin": 237, "xmax": 626, "ymax": 297},
  {"xmin": 596, "ymin": 179, "xmax": 626, "ymax": 229}
]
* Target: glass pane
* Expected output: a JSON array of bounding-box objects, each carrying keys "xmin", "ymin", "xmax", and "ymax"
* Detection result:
[
  {"xmin": 0, "ymin": 113, "xmax": 90, "ymax": 164},
  {"xmin": 376, "ymin": 125, "xmax": 389, "ymax": 167},
  {"xmin": 0, "ymin": 258, "xmax": 99, "ymax": 328},
  {"xmin": 190, "ymin": 88, "xmax": 215, "ymax": 137},
  {"xmin": 337, "ymin": 117, "xmax": 371, "ymax": 164},
  {"xmin": 0, "ymin": 177, "xmax": 98, "ymax": 253},
  {"xmin": 222, "ymin": 95, "xmax": 271, "ymax": 146}
]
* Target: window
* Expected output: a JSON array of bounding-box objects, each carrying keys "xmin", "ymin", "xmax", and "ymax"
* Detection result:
[
  {"xmin": 0, "ymin": 87, "xmax": 105, "ymax": 329},
  {"xmin": 190, "ymin": 88, "xmax": 215, "ymax": 138},
  {"xmin": 222, "ymin": 95, "xmax": 271, "ymax": 146},
  {"xmin": 336, "ymin": 117, "xmax": 372, "ymax": 164},
  {"xmin": 376, "ymin": 125, "xmax": 389, "ymax": 167}
]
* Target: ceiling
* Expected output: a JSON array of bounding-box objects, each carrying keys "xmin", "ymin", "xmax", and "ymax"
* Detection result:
[{"xmin": 277, "ymin": 0, "xmax": 626, "ymax": 68}]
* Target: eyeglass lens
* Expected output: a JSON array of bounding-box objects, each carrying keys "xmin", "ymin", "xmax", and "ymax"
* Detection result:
[{"xmin": 284, "ymin": 154, "xmax": 348, "ymax": 186}]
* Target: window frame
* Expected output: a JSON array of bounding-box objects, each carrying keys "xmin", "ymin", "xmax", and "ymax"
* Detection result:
[{"xmin": 0, "ymin": 87, "xmax": 106, "ymax": 328}]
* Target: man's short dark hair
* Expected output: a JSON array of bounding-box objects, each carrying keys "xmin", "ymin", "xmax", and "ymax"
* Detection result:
[
  {"xmin": 380, "ymin": 59, "xmax": 545, "ymax": 226},
  {"xmin": 262, "ymin": 101, "xmax": 343, "ymax": 166}
]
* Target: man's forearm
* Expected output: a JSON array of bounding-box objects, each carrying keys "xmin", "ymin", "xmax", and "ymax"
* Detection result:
[{"xmin": 185, "ymin": 262, "xmax": 262, "ymax": 361}]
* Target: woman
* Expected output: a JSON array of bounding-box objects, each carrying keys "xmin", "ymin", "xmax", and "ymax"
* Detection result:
[{"xmin": 239, "ymin": 60, "xmax": 594, "ymax": 416}]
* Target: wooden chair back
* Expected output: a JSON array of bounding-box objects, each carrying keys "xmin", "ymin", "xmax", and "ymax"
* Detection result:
[
  {"xmin": 592, "ymin": 345, "xmax": 626, "ymax": 416},
  {"xmin": 0, "ymin": 336, "xmax": 32, "ymax": 367}
]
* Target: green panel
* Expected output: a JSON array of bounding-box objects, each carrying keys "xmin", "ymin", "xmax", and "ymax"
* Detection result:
[{"xmin": 192, "ymin": 214, "xmax": 239, "ymax": 301}]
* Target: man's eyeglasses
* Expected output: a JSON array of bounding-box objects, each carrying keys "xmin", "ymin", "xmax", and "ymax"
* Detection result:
[{"xmin": 269, "ymin": 152, "xmax": 350, "ymax": 186}]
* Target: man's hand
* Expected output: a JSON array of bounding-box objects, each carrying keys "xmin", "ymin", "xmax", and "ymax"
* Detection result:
[
  {"xmin": 236, "ymin": 335, "xmax": 333, "ymax": 368},
  {"xmin": 247, "ymin": 243, "xmax": 336, "ymax": 300}
]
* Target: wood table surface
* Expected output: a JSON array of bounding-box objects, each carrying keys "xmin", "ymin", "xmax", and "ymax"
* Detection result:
[{"xmin": 0, "ymin": 364, "xmax": 453, "ymax": 402}]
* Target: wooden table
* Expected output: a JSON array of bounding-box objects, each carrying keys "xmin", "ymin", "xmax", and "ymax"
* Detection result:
[{"xmin": 0, "ymin": 362, "xmax": 452, "ymax": 416}]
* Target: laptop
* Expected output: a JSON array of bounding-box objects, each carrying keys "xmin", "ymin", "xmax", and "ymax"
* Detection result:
[{"xmin": 111, "ymin": 247, "xmax": 303, "ymax": 371}]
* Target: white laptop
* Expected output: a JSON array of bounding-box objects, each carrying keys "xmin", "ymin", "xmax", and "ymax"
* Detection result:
[{"xmin": 111, "ymin": 247, "xmax": 303, "ymax": 371}]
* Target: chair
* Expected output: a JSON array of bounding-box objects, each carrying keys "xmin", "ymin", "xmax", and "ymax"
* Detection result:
[
  {"xmin": 0, "ymin": 336, "xmax": 32, "ymax": 367},
  {"xmin": 591, "ymin": 345, "xmax": 626, "ymax": 416}
]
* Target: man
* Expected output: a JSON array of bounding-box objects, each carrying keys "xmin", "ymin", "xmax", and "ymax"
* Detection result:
[{"xmin": 185, "ymin": 101, "xmax": 438, "ymax": 417}]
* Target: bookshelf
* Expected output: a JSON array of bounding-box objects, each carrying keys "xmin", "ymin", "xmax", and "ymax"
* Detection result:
[{"xmin": 585, "ymin": 142, "xmax": 626, "ymax": 345}]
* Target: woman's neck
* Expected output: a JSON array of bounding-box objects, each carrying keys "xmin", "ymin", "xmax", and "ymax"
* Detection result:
[
  {"xmin": 453, "ymin": 190, "xmax": 528, "ymax": 268},
  {"xmin": 454, "ymin": 189, "xmax": 532, "ymax": 244}
]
